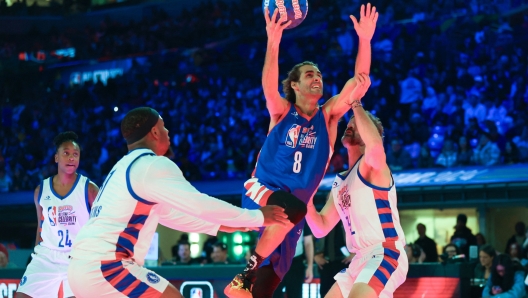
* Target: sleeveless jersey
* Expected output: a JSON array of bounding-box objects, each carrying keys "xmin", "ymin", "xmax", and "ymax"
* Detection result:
[
  {"xmin": 38, "ymin": 174, "xmax": 91, "ymax": 252},
  {"xmin": 332, "ymin": 156, "xmax": 406, "ymax": 252},
  {"xmin": 253, "ymin": 104, "xmax": 332, "ymax": 203}
]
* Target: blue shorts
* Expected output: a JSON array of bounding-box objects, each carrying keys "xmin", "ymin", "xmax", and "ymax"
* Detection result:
[{"xmin": 241, "ymin": 181, "xmax": 306, "ymax": 280}]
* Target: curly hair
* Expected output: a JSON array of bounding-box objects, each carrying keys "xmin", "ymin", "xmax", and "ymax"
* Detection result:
[
  {"xmin": 53, "ymin": 131, "xmax": 80, "ymax": 152},
  {"xmin": 281, "ymin": 61, "xmax": 319, "ymax": 104}
]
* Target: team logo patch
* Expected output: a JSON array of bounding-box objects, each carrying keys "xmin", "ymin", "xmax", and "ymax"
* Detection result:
[
  {"xmin": 285, "ymin": 124, "xmax": 318, "ymax": 149},
  {"xmin": 20, "ymin": 276, "xmax": 27, "ymax": 286},
  {"xmin": 44, "ymin": 195, "xmax": 51, "ymax": 200},
  {"xmin": 57, "ymin": 205, "xmax": 77, "ymax": 226},
  {"xmin": 338, "ymin": 185, "xmax": 351, "ymax": 210},
  {"xmin": 146, "ymin": 272, "xmax": 160, "ymax": 284}
]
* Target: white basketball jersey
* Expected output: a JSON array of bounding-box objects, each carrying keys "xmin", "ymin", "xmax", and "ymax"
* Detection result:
[
  {"xmin": 38, "ymin": 174, "xmax": 91, "ymax": 252},
  {"xmin": 332, "ymin": 156, "xmax": 405, "ymax": 252},
  {"xmin": 71, "ymin": 148, "xmax": 264, "ymax": 265}
]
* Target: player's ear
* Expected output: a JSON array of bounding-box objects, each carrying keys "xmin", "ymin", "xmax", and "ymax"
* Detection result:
[
  {"xmin": 291, "ymin": 81, "xmax": 299, "ymax": 92},
  {"xmin": 150, "ymin": 126, "xmax": 160, "ymax": 140},
  {"xmin": 54, "ymin": 153, "xmax": 58, "ymax": 163}
]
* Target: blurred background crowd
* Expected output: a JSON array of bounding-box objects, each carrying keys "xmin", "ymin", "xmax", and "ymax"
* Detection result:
[{"xmin": 0, "ymin": 0, "xmax": 527, "ymax": 193}]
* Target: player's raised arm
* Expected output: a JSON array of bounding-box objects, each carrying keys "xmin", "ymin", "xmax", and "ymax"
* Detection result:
[
  {"xmin": 262, "ymin": 8, "xmax": 291, "ymax": 120},
  {"xmin": 305, "ymin": 192, "xmax": 340, "ymax": 238},
  {"xmin": 352, "ymin": 73, "xmax": 387, "ymax": 172},
  {"xmin": 323, "ymin": 3, "xmax": 378, "ymax": 119}
]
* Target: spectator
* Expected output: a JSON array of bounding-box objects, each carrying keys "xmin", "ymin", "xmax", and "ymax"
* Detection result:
[
  {"xmin": 405, "ymin": 243, "xmax": 426, "ymax": 264},
  {"xmin": 174, "ymin": 241, "xmax": 200, "ymax": 265},
  {"xmin": 456, "ymin": 135, "xmax": 474, "ymax": 166},
  {"xmin": 443, "ymin": 243, "xmax": 461, "ymax": 260},
  {"xmin": 505, "ymin": 222, "xmax": 526, "ymax": 254},
  {"xmin": 507, "ymin": 243, "xmax": 528, "ymax": 267},
  {"xmin": 450, "ymin": 214, "xmax": 477, "ymax": 258},
  {"xmin": 210, "ymin": 242, "xmax": 231, "ymax": 264},
  {"xmin": 0, "ymin": 244, "xmax": 17, "ymax": 269},
  {"xmin": 435, "ymin": 139, "xmax": 458, "ymax": 168},
  {"xmin": 474, "ymin": 244, "xmax": 496, "ymax": 280},
  {"xmin": 386, "ymin": 139, "xmax": 413, "ymax": 171},
  {"xmin": 414, "ymin": 223, "xmax": 439, "ymax": 262},
  {"xmin": 482, "ymin": 254, "xmax": 526, "ymax": 298},
  {"xmin": 464, "ymin": 91, "xmax": 487, "ymax": 125},
  {"xmin": 473, "ymin": 133, "xmax": 501, "ymax": 166},
  {"xmin": 417, "ymin": 142, "xmax": 436, "ymax": 168},
  {"xmin": 201, "ymin": 235, "xmax": 218, "ymax": 264},
  {"xmin": 476, "ymin": 233, "xmax": 487, "ymax": 246}
]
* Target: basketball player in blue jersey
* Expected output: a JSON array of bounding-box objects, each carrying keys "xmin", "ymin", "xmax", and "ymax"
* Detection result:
[
  {"xmin": 17, "ymin": 131, "xmax": 99, "ymax": 298},
  {"xmin": 225, "ymin": 4, "xmax": 379, "ymax": 298},
  {"xmin": 305, "ymin": 74, "xmax": 408, "ymax": 298}
]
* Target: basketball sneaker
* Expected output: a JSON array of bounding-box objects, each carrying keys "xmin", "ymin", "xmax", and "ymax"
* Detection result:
[{"xmin": 224, "ymin": 271, "xmax": 256, "ymax": 298}]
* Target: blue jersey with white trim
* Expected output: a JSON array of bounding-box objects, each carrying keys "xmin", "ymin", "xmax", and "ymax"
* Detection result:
[
  {"xmin": 38, "ymin": 174, "xmax": 91, "ymax": 252},
  {"xmin": 253, "ymin": 104, "xmax": 332, "ymax": 203}
]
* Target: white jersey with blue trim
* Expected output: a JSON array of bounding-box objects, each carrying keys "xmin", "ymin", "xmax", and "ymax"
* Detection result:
[
  {"xmin": 38, "ymin": 174, "xmax": 91, "ymax": 252},
  {"xmin": 71, "ymin": 148, "xmax": 265, "ymax": 265},
  {"xmin": 332, "ymin": 156, "xmax": 405, "ymax": 252}
]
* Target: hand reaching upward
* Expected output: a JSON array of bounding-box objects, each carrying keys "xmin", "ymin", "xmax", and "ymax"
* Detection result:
[
  {"xmin": 350, "ymin": 3, "xmax": 379, "ymax": 41},
  {"xmin": 265, "ymin": 7, "xmax": 292, "ymax": 48}
]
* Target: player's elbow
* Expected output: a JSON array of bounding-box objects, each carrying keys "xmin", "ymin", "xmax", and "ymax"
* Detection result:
[{"xmin": 311, "ymin": 228, "xmax": 330, "ymax": 239}]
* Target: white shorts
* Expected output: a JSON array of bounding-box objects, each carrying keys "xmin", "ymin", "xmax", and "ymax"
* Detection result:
[
  {"xmin": 68, "ymin": 257, "xmax": 169, "ymax": 298},
  {"xmin": 17, "ymin": 245, "xmax": 74, "ymax": 298},
  {"xmin": 334, "ymin": 241, "xmax": 408, "ymax": 298}
]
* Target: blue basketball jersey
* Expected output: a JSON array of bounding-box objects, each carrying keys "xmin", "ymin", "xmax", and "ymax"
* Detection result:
[{"xmin": 253, "ymin": 104, "xmax": 332, "ymax": 203}]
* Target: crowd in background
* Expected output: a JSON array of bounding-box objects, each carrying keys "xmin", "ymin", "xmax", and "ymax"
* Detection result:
[{"xmin": 1, "ymin": 0, "xmax": 528, "ymax": 192}]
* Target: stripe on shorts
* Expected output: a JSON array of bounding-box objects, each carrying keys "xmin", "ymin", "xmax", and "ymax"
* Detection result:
[{"xmin": 100, "ymin": 260, "xmax": 161, "ymax": 298}]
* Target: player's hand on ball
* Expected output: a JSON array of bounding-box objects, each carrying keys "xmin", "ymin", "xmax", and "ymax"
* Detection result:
[
  {"xmin": 260, "ymin": 205, "xmax": 289, "ymax": 226},
  {"xmin": 264, "ymin": 7, "xmax": 292, "ymax": 47},
  {"xmin": 349, "ymin": 73, "xmax": 371, "ymax": 102},
  {"xmin": 350, "ymin": 3, "xmax": 378, "ymax": 41}
]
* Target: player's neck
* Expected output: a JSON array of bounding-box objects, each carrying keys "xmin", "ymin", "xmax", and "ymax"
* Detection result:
[
  {"xmin": 294, "ymin": 98, "xmax": 318, "ymax": 117},
  {"xmin": 347, "ymin": 147, "xmax": 363, "ymax": 169},
  {"xmin": 55, "ymin": 172, "xmax": 77, "ymax": 186}
]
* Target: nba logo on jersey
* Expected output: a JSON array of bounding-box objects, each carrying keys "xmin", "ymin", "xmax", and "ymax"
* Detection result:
[
  {"xmin": 190, "ymin": 288, "xmax": 203, "ymax": 298},
  {"xmin": 48, "ymin": 206, "xmax": 57, "ymax": 226},
  {"xmin": 285, "ymin": 124, "xmax": 301, "ymax": 148}
]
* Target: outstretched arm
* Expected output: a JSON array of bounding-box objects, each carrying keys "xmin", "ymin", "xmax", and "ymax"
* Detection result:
[
  {"xmin": 352, "ymin": 74, "xmax": 392, "ymax": 187},
  {"xmin": 262, "ymin": 8, "xmax": 291, "ymax": 121},
  {"xmin": 324, "ymin": 3, "xmax": 378, "ymax": 119},
  {"xmin": 305, "ymin": 192, "xmax": 340, "ymax": 238},
  {"xmin": 136, "ymin": 157, "xmax": 289, "ymax": 228}
]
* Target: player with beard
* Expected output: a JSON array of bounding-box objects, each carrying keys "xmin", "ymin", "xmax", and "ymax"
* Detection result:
[{"xmin": 305, "ymin": 74, "xmax": 408, "ymax": 298}]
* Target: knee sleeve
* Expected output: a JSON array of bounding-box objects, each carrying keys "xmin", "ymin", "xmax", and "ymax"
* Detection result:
[{"xmin": 267, "ymin": 190, "xmax": 307, "ymax": 225}]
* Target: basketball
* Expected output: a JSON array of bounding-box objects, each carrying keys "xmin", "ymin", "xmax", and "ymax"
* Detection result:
[{"xmin": 263, "ymin": 0, "xmax": 308, "ymax": 29}]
